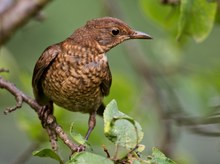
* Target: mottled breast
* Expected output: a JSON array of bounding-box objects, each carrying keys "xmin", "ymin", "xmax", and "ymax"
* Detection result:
[{"xmin": 41, "ymin": 45, "xmax": 110, "ymax": 113}]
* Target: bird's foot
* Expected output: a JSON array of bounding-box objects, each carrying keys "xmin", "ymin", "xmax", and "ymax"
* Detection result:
[
  {"xmin": 38, "ymin": 105, "xmax": 86, "ymax": 154},
  {"xmin": 38, "ymin": 105, "xmax": 58, "ymax": 151},
  {"xmin": 38, "ymin": 105, "xmax": 53, "ymax": 127},
  {"xmin": 76, "ymin": 144, "xmax": 86, "ymax": 152},
  {"xmin": 70, "ymin": 144, "xmax": 86, "ymax": 155}
]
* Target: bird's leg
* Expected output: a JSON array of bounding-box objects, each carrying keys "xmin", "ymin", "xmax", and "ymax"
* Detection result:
[
  {"xmin": 38, "ymin": 102, "xmax": 58, "ymax": 151},
  {"xmin": 38, "ymin": 102, "xmax": 86, "ymax": 153},
  {"xmin": 38, "ymin": 105, "xmax": 52, "ymax": 127},
  {"xmin": 85, "ymin": 111, "xmax": 97, "ymax": 140},
  {"xmin": 69, "ymin": 112, "xmax": 97, "ymax": 153}
]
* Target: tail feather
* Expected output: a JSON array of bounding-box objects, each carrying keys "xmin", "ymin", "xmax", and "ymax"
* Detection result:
[{"xmin": 96, "ymin": 103, "xmax": 105, "ymax": 116}]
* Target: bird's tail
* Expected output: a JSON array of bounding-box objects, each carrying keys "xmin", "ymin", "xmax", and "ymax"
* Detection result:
[{"xmin": 96, "ymin": 103, "xmax": 105, "ymax": 116}]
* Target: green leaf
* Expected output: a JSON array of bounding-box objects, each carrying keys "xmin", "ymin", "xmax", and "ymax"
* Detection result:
[
  {"xmin": 139, "ymin": 0, "xmax": 180, "ymax": 33},
  {"xmin": 69, "ymin": 122, "xmax": 91, "ymax": 149},
  {"xmin": 148, "ymin": 147, "xmax": 176, "ymax": 164},
  {"xmin": 177, "ymin": 0, "xmax": 217, "ymax": 42},
  {"xmin": 33, "ymin": 148, "xmax": 63, "ymax": 163},
  {"xmin": 70, "ymin": 122, "xmax": 87, "ymax": 145},
  {"xmin": 103, "ymin": 100, "xmax": 144, "ymax": 149},
  {"xmin": 136, "ymin": 144, "xmax": 145, "ymax": 153},
  {"xmin": 67, "ymin": 152, "xmax": 114, "ymax": 164}
]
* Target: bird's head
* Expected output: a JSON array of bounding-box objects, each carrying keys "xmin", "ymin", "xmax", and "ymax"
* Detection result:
[{"xmin": 70, "ymin": 17, "xmax": 152, "ymax": 53}]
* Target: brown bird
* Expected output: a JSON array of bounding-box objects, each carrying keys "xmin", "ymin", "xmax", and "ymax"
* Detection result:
[{"xmin": 32, "ymin": 17, "xmax": 152, "ymax": 141}]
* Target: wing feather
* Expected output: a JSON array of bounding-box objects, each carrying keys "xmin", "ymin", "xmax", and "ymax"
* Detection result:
[
  {"xmin": 32, "ymin": 44, "xmax": 61, "ymax": 104},
  {"xmin": 100, "ymin": 63, "xmax": 112, "ymax": 96}
]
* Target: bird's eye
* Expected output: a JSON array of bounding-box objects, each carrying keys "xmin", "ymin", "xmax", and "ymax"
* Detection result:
[{"xmin": 111, "ymin": 28, "xmax": 120, "ymax": 36}]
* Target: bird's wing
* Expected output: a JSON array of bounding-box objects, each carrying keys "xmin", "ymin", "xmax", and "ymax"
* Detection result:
[
  {"xmin": 100, "ymin": 63, "xmax": 112, "ymax": 96},
  {"xmin": 32, "ymin": 44, "xmax": 61, "ymax": 104}
]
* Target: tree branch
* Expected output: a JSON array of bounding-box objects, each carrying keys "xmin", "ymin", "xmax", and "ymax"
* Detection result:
[
  {"xmin": 0, "ymin": 0, "xmax": 52, "ymax": 46},
  {"xmin": 0, "ymin": 72, "xmax": 83, "ymax": 153}
]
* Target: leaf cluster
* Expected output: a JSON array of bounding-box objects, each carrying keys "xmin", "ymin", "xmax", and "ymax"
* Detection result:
[{"xmin": 33, "ymin": 100, "xmax": 175, "ymax": 164}]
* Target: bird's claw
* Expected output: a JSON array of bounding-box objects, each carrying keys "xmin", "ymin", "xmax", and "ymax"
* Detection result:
[
  {"xmin": 76, "ymin": 144, "xmax": 86, "ymax": 152},
  {"xmin": 72, "ymin": 144, "xmax": 86, "ymax": 154}
]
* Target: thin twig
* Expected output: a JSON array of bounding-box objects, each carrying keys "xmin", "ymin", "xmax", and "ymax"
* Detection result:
[{"xmin": 102, "ymin": 145, "xmax": 111, "ymax": 158}]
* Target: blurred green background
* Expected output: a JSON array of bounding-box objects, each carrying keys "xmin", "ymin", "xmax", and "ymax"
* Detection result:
[{"xmin": 1, "ymin": 0, "xmax": 220, "ymax": 163}]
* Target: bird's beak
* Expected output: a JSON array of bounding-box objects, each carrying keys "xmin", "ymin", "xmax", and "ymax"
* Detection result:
[{"xmin": 130, "ymin": 31, "xmax": 152, "ymax": 39}]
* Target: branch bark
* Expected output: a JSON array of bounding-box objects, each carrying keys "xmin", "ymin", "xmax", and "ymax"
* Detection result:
[
  {"xmin": 0, "ymin": 72, "xmax": 83, "ymax": 153},
  {"xmin": 0, "ymin": 0, "xmax": 52, "ymax": 46}
]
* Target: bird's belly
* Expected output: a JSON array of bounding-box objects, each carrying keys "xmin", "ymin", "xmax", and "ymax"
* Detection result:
[
  {"xmin": 54, "ymin": 87, "xmax": 103, "ymax": 113},
  {"xmin": 41, "ymin": 59, "xmax": 106, "ymax": 113},
  {"xmin": 42, "ymin": 76, "xmax": 103, "ymax": 113}
]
